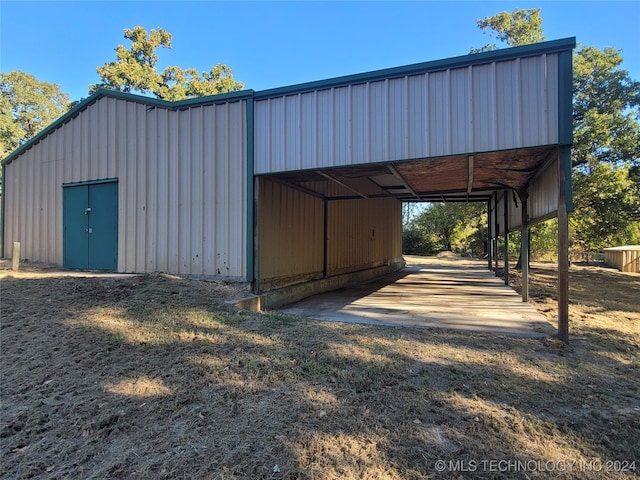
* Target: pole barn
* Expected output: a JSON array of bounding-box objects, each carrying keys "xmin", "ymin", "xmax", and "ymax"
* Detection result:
[{"xmin": 1, "ymin": 38, "xmax": 576, "ymax": 340}]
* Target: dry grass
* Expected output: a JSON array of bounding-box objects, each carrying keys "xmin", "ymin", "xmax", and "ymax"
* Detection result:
[{"xmin": 1, "ymin": 260, "xmax": 639, "ymax": 479}]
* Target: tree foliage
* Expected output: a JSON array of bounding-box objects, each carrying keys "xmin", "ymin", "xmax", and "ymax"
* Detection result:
[
  {"xmin": 404, "ymin": 203, "xmax": 486, "ymax": 256},
  {"xmin": 573, "ymin": 46, "xmax": 640, "ymax": 169},
  {"xmin": 92, "ymin": 26, "xmax": 244, "ymax": 101},
  {"xmin": 571, "ymin": 163, "xmax": 640, "ymax": 260},
  {"xmin": 1, "ymin": 71, "xmax": 70, "ymax": 158},
  {"xmin": 471, "ymin": 8, "xmax": 545, "ymax": 53}
]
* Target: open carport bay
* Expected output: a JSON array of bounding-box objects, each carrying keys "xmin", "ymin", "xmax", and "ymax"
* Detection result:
[{"xmin": 280, "ymin": 255, "xmax": 555, "ymax": 337}]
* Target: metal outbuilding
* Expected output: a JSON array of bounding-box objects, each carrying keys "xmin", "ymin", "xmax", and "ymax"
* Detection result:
[
  {"xmin": 1, "ymin": 38, "xmax": 576, "ymax": 339},
  {"xmin": 604, "ymin": 246, "xmax": 640, "ymax": 273}
]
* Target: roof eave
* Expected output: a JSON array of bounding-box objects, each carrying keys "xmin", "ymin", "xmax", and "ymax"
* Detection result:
[{"xmin": 255, "ymin": 37, "xmax": 577, "ymax": 99}]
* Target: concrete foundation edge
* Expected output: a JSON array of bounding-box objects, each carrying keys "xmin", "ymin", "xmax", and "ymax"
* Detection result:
[{"xmin": 232, "ymin": 260, "xmax": 406, "ymax": 312}]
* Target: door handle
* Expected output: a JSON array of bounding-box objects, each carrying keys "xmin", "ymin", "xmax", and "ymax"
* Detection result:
[
  {"xmin": 85, "ymin": 228, "xmax": 93, "ymax": 234},
  {"xmin": 85, "ymin": 208, "xmax": 92, "ymax": 214}
]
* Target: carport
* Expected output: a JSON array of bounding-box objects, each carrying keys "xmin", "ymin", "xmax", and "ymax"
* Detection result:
[{"xmin": 251, "ymin": 38, "xmax": 575, "ymax": 341}]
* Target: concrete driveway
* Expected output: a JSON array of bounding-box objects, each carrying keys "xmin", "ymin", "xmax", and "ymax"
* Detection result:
[{"xmin": 280, "ymin": 257, "xmax": 555, "ymax": 337}]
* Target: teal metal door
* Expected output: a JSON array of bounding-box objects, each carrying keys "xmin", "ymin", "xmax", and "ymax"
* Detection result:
[
  {"xmin": 63, "ymin": 185, "xmax": 90, "ymax": 269},
  {"xmin": 63, "ymin": 181, "xmax": 118, "ymax": 270}
]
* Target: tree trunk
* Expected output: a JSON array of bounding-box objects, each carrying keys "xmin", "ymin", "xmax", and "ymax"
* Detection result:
[{"xmin": 515, "ymin": 228, "xmax": 531, "ymax": 270}]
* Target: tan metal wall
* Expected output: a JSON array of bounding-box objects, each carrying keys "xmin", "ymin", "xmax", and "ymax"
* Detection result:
[
  {"xmin": 258, "ymin": 178, "xmax": 324, "ymax": 290},
  {"xmin": 144, "ymin": 101, "xmax": 247, "ymax": 277},
  {"xmin": 326, "ymin": 198, "xmax": 402, "ymax": 276},
  {"xmin": 494, "ymin": 155, "xmax": 562, "ymax": 234},
  {"xmin": 258, "ymin": 178, "xmax": 402, "ymax": 290},
  {"xmin": 495, "ymin": 191, "xmax": 509, "ymax": 236},
  {"xmin": 3, "ymin": 95, "xmax": 247, "ymax": 278},
  {"xmin": 528, "ymin": 156, "xmax": 561, "ymax": 224},
  {"xmin": 255, "ymin": 53, "xmax": 560, "ymax": 174}
]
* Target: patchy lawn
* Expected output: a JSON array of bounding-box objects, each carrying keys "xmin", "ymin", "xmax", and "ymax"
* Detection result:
[{"xmin": 1, "ymin": 259, "xmax": 638, "ymax": 479}]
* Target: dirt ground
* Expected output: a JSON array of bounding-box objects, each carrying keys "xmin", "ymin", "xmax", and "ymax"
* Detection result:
[{"xmin": 1, "ymin": 258, "xmax": 638, "ymax": 479}]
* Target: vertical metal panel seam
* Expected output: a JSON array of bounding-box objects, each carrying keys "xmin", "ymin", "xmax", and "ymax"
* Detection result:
[
  {"xmin": 515, "ymin": 58, "xmax": 523, "ymax": 146},
  {"xmin": 182, "ymin": 108, "xmax": 191, "ymax": 274},
  {"xmin": 347, "ymin": 85, "xmax": 355, "ymax": 165},
  {"xmin": 542, "ymin": 53, "xmax": 549, "ymax": 144},
  {"xmin": 148, "ymin": 108, "xmax": 159, "ymax": 271},
  {"xmin": 108, "ymin": 97, "xmax": 115, "ymax": 178},
  {"xmin": 167, "ymin": 111, "xmax": 182, "ymax": 273},
  {"xmin": 297, "ymin": 94, "xmax": 303, "ymax": 170},
  {"xmin": 313, "ymin": 91, "xmax": 318, "ymax": 166},
  {"xmin": 246, "ymin": 97, "xmax": 255, "ymax": 282},
  {"xmin": 196, "ymin": 106, "xmax": 205, "ymax": 275},
  {"xmin": 446, "ymin": 69, "xmax": 452, "ymax": 154},
  {"xmin": 281, "ymin": 96, "xmax": 287, "ymax": 170},
  {"xmin": 366, "ymin": 83, "xmax": 371, "ymax": 161},
  {"xmin": 491, "ymin": 62, "xmax": 498, "ymax": 149},
  {"xmin": 424, "ymin": 73, "xmax": 430, "ymax": 157},
  {"xmin": 225, "ymin": 103, "xmax": 232, "ymax": 274},
  {"xmin": 327, "ymin": 87, "xmax": 338, "ymax": 167},
  {"xmin": 468, "ymin": 65, "xmax": 474, "ymax": 153},
  {"xmin": 194, "ymin": 106, "xmax": 202, "ymax": 274},
  {"xmin": 176, "ymin": 109, "xmax": 183, "ymax": 274},
  {"xmin": 33, "ymin": 142, "xmax": 41, "ymax": 260},
  {"xmin": 32, "ymin": 148, "xmax": 40, "ymax": 260},
  {"xmin": 267, "ymin": 98, "xmax": 272, "ymax": 172},
  {"xmin": 137, "ymin": 102, "xmax": 147, "ymax": 272},
  {"xmin": 210, "ymin": 106, "xmax": 217, "ymax": 274},
  {"xmin": 385, "ymin": 79, "xmax": 390, "ymax": 161},
  {"xmin": 404, "ymin": 76, "xmax": 409, "ymax": 158}
]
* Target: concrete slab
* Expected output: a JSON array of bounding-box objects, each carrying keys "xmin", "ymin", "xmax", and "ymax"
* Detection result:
[{"xmin": 280, "ymin": 259, "xmax": 556, "ymax": 337}]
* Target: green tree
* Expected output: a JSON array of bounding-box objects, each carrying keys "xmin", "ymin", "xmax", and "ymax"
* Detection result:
[
  {"xmin": 92, "ymin": 26, "xmax": 244, "ymax": 101},
  {"xmin": 472, "ymin": 8, "xmax": 545, "ymax": 53},
  {"xmin": 573, "ymin": 46, "xmax": 640, "ymax": 169},
  {"xmin": 571, "ymin": 162, "xmax": 640, "ymax": 261},
  {"xmin": 414, "ymin": 203, "xmax": 485, "ymax": 254},
  {"xmin": 402, "ymin": 223, "xmax": 437, "ymax": 256},
  {"xmin": 1, "ymin": 71, "xmax": 70, "ymax": 158}
]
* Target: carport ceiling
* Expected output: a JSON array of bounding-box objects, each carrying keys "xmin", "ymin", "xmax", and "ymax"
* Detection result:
[{"xmin": 264, "ymin": 146, "xmax": 557, "ymax": 202}]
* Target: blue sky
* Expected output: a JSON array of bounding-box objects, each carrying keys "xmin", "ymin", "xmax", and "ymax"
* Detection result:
[{"xmin": 1, "ymin": 1, "xmax": 639, "ymax": 102}]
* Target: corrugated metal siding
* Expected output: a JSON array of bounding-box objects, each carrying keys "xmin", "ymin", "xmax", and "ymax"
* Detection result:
[
  {"xmin": 258, "ymin": 178, "xmax": 324, "ymax": 288},
  {"xmin": 326, "ymin": 198, "xmax": 402, "ymax": 276},
  {"xmin": 495, "ymin": 191, "xmax": 510, "ymax": 235},
  {"xmin": 257, "ymin": 179, "xmax": 402, "ymax": 289},
  {"xmin": 493, "ymin": 157, "xmax": 560, "ymax": 235},
  {"xmin": 495, "ymin": 190, "xmax": 527, "ymax": 234},
  {"xmin": 255, "ymin": 54, "xmax": 560, "ymax": 174},
  {"xmin": 4, "ymin": 96, "xmax": 247, "ymax": 278},
  {"xmin": 529, "ymin": 157, "xmax": 559, "ymax": 223}
]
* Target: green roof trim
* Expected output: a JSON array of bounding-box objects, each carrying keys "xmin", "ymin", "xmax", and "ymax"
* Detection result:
[
  {"xmin": 557, "ymin": 49, "xmax": 574, "ymax": 146},
  {"xmin": 255, "ymin": 37, "xmax": 576, "ymax": 99},
  {"xmin": 2, "ymin": 88, "xmax": 254, "ymax": 166}
]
